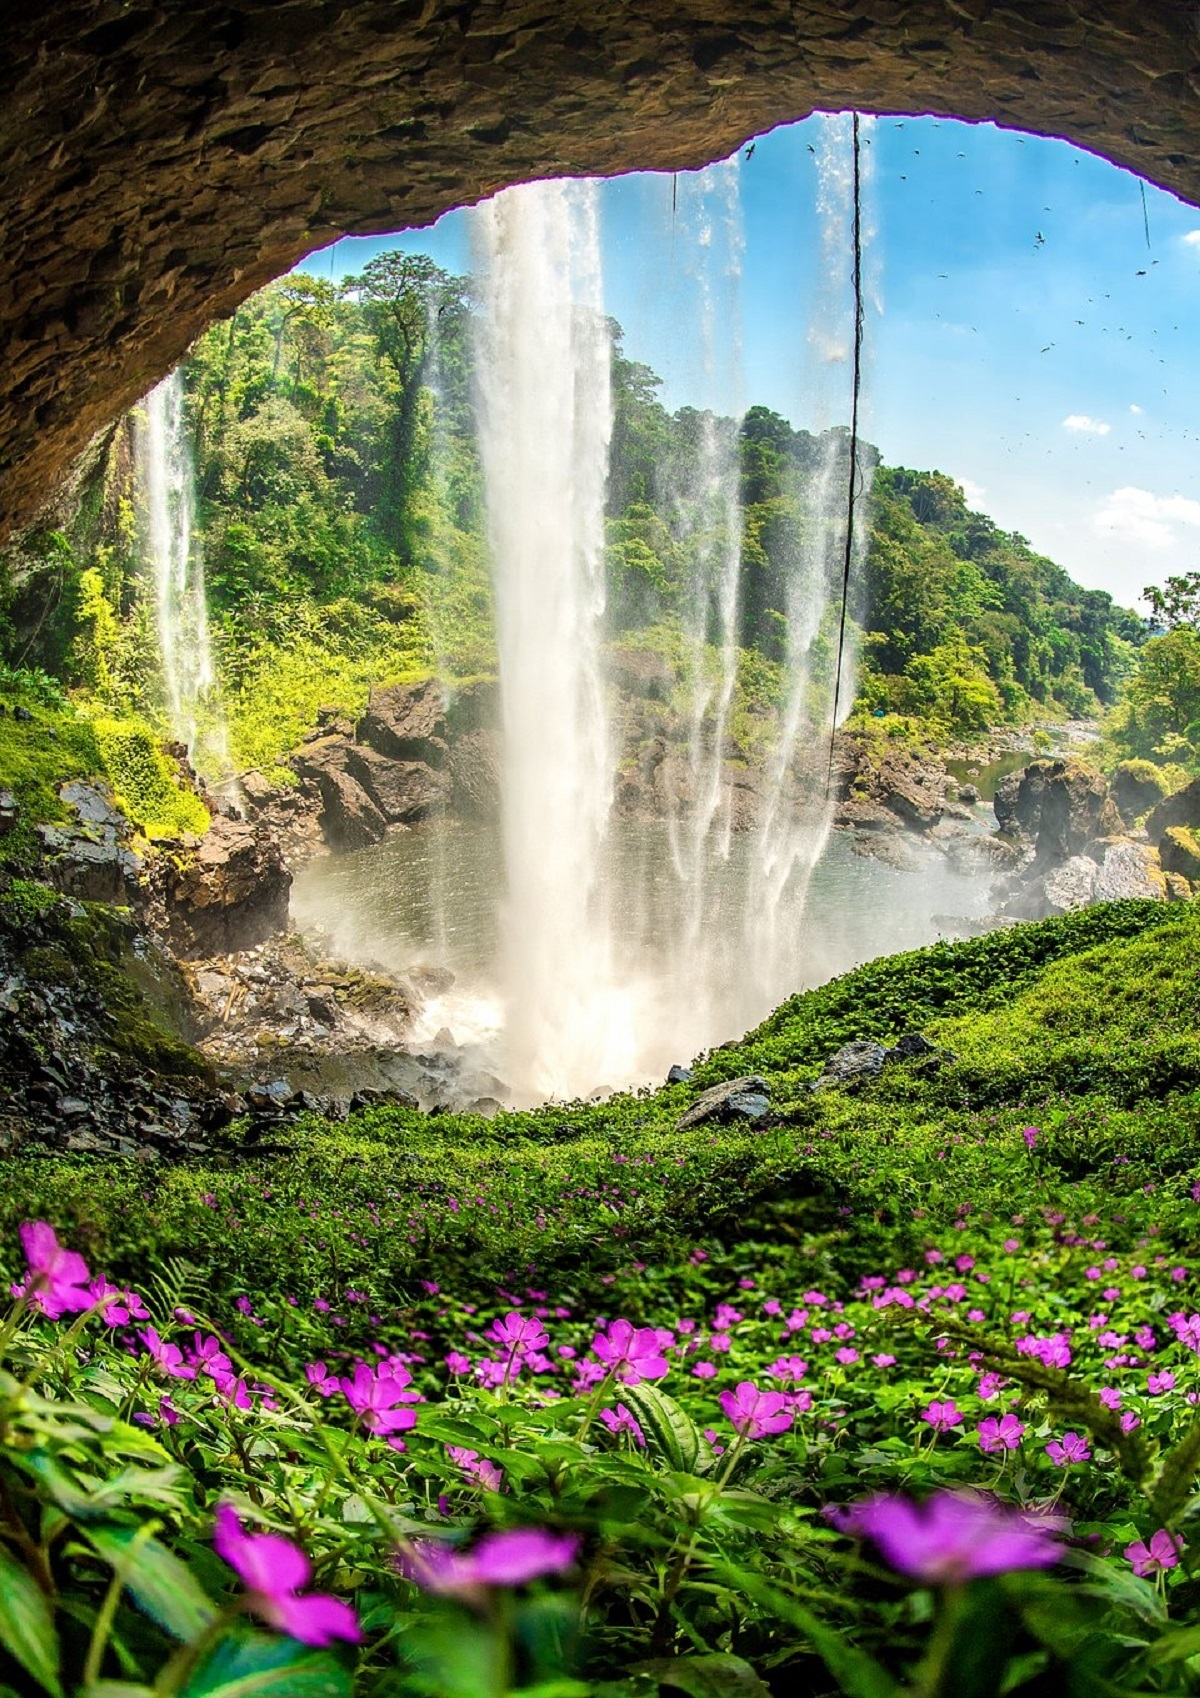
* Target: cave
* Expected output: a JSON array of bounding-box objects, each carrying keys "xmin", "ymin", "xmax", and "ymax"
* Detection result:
[{"xmin": 3, "ymin": 1, "xmax": 1200, "ymax": 537}]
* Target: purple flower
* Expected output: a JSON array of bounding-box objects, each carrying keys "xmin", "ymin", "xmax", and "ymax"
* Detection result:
[
  {"xmin": 1148, "ymin": 1370, "xmax": 1176, "ymax": 1395},
  {"xmin": 15, "ymin": 1222, "xmax": 93, "ymax": 1319},
  {"xmin": 1126, "ymin": 1529, "xmax": 1182, "ymax": 1577},
  {"xmin": 340, "ymin": 1362, "xmax": 422, "ymax": 1443},
  {"xmin": 978, "ymin": 1414, "xmax": 1025, "ymax": 1454},
  {"xmin": 1045, "ymin": 1432, "xmax": 1091, "ymax": 1467},
  {"xmin": 1022, "ymin": 1127, "xmax": 1040, "ymax": 1151},
  {"xmin": 922, "ymin": 1399, "xmax": 962, "ymax": 1432},
  {"xmin": 214, "ymin": 1503, "xmax": 360, "ymax": 1646},
  {"xmin": 304, "ymin": 1361, "xmax": 338, "ymax": 1397},
  {"xmin": 403, "ymin": 1528, "xmax": 579, "ymax": 1596},
  {"xmin": 592, "ymin": 1319, "xmax": 672, "ymax": 1385},
  {"xmin": 446, "ymin": 1446, "xmax": 504, "ymax": 1490},
  {"xmin": 140, "ymin": 1327, "xmax": 196, "ymax": 1381},
  {"xmin": 827, "ymin": 1491, "xmax": 1061, "ymax": 1584},
  {"xmin": 487, "ymin": 1312, "xmax": 549, "ymax": 1355},
  {"xmin": 600, "ymin": 1404, "xmax": 646, "ymax": 1446},
  {"xmin": 767, "ymin": 1354, "xmax": 809, "ymax": 1383},
  {"xmin": 719, "ymin": 1381, "xmax": 793, "ymax": 1440},
  {"xmin": 86, "ymin": 1278, "xmax": 149, "ymax": 1328}
]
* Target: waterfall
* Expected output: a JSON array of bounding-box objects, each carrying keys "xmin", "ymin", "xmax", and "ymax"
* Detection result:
[
  {"xmin": 139, "ymin": 371, "xmax": 224, "ymax": 767},
  {"xmin": 472, "ymin": 179, "xmax": 624, "ymax": 1102},
  {"xmin": 660, "ymin": 159, "xmax": 747, "ymax": 1033},
  {"xmin": 740, "ymin": 113, "xmax": 876, "ymax": 1015}
]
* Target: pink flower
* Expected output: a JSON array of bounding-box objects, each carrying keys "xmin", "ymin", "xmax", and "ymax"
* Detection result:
[
  {"xmin": 140, "ymin": 1327, "xmax": 196, "ymax": 1380},
  {"xmin": 487, "ymin": 1312, "xmax": 549, "ymax": 1355},
  {"xmin": 922, "ymin": 1399, "xmax": 962, "ymax": 1432},
  {"xmin": 691, "ymin": 1361, "xmax": 717, "ymax": 1379},
  {"xmin": 340, "ymin": 1362, "xmax": 422, "ymax": 1442},
  {"xmin": 86, "ymin": 1278, "xmax": 149, "ymax": 1328},
  {"xmin": 1022, "ymin": 1127, "xmax": 1039, "ymax": 1151},
  {"xmin": 214, "ymin": 1503, "xmax": 360, "ymax": 1645},
  {"xmin": 15, "ymin": 1222, "xmax": 93, "ymax": 1319},
  {"xmin": 767, "ymin": 1354, "xmax": 809, "ymax": 1383},
  {"xmin": 445, "ymin": 1352, "xmax": 471, "ymax": 1375},
  {"xmin": 1126, "ymin": 1529, "xmax": 1182, "ymax": 1577},
  {"xmin": 835, "ymin": 1347, "xmax": 859, "ymax": 1366},
  {"xmin": 978, "ymin": 1414, "xmax": 1025, "ymax": 1454},
  {"xmin": 1046, "ymin": 1432, "xmax": 1091, "ymax": 1467},
  {"xmin": 872, "ymin": 1353, "xmax": 897, "ymax": 1369},
  {"xmin": 403, "ymin": 1528, "xmax": 579, "ymax": 1595},
  {"xmin": 827, "ymin": 1491, "xmax": 1060, "ymax": 1583},
  {"xmin": 1120, "ymin": 1411, "xmax": 1141, "ymax": 1434},
  {"xmin": 446, "ymin": 1446, "xmax": 504, "ymax": 1490},
  {"xmin": 718, "ymin": 1381, "xmax": 793, "ymax": 1440},
  {"xmin": 304, "ymin": 1362, "xmax": 338, "ymax": 1397},
  {"xmin": 1148, "ymin": 1371, "xmax": 1176, "ymax": 1396},
  {"xmin": 592, "ymin": 1319, "xmax": 672, "ymax": 1385},
  {"xmin": 600, "ymin": 1404, "xmax": 646, "ymax": 1446}
]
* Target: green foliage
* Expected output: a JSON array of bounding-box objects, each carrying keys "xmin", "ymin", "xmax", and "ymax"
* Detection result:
[
  {"xmin": 89, "ymin": 717, "xmax": 211, "ymax": 839},
  {"xmin": 1106, "ymin": 624, "xmax": 1200, "ymax": 773}
]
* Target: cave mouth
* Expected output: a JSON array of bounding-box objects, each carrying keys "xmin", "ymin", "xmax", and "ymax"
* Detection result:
[{"xmin": 4, "ymin": 0, "xmax": 1200, "ymax": 537}]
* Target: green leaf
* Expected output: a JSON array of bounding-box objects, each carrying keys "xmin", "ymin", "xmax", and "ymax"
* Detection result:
[
  {"xmin": 0, "ymin": 1543, "xmax": 62, "ymax": 1697},
  {"xmin": 181, "ymin": 1631, "xmax": 352, "ymax": 1698},
  {"xmin": 616, "ymin": 1384, "xmax": 706, "ymax": 1475},
  {"xmin": 84, "ymin": 1524, "xmax": 216, "ymax": 1643},
  {"xmin": 632, "ymin": 1653, "xmax": 773, "ymax": 1697}
]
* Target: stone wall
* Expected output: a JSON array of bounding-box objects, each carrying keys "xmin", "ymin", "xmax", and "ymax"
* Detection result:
[{"xmin": 4, "ymin": 1, "xmax": 1200, "ymax": 536}]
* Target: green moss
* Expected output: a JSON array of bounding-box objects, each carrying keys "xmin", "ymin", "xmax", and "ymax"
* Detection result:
[{"xmin": 90, "ymin": 717, "xmax": 211, "ymax": 839}]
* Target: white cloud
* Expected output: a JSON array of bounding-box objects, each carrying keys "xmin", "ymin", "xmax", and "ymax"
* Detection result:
[
  {"xmin": 1130, "ymin": 403, "xmax": 1143, "ymax": 415},
  {"xmin": 1183, "ymin": 229, "xmax": 1200, "ymax": 246},
  {"xmin": 1093, "ymin": 486, "xmax": 1200, "ymax": 551},
  {"xmin": 955, "ymin": 475, "xmax": 987, "ymax": 507},
  {"xmin": 1062, "ymin": 413, "xmax": 1111, "ymax": 435}
]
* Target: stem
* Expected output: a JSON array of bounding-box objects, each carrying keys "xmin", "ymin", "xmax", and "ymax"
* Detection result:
[
  {"xmin": 83, "ymin": 1519, "xmax": 160, "ymax": 1687},
  {"xmin": 912, "ymin": 1584, "xmax": 968, "ymax": 1698}
]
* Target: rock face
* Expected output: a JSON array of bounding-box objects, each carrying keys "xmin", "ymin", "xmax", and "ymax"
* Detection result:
[
  {"xmin": 4, "ymin": 4, "xmax": 1200, "ymax": 539},
  {"xmin": 163, "ymin": 817, "xmax": 292, "ymax": 957},
  {"xmin": 36, "ymin": 781, "xmax": 144, "ymax": 905},
  {"xmin": 995, "ymin": 759, "xmax": 1121, "ymax": 860},
  {"xmin": 359, "ymin": 679, "xmax": 451, "ymax": 768}
]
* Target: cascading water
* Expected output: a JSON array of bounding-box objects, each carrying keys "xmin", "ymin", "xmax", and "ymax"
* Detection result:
[
  {"xmin": 472, "ymin": 179, "xmax": 625, "ymax": 1102},
  {"xmin": 740, "ymin": 112, "xmax": 877, "ymax": 1015},
  {"xmin": 139, "ymin": 371, "xmax": 224, "ymax": 766},
  {"xmin": 661, "ymin": 159, "xmax": 747, "ymax": 1033}
]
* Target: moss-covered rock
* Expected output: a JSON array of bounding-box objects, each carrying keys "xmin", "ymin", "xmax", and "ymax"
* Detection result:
[
  {"xmin": 1111, "ymin": 758, "xmax": 1173, "ymax": 823},
  {"xmin": 1159, "ymin": 824, "xmax": 1200, "ymax": 882}
]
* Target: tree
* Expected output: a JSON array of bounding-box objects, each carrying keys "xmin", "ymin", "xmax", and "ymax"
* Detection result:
[{"xmin": 1144, "ymin": 571, "xmax": 1200, "ymax": 632}]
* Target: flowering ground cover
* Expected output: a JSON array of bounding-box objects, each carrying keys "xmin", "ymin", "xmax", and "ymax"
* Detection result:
[{"xmin": 1, "ymin": 898, "xmax": 1200, "ymax": 1694}]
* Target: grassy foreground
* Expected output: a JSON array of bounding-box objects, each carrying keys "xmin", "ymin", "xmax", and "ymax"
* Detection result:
[{"xmin": 1, "ymin": 899, "xmax": 1199, "ymax": 1696}]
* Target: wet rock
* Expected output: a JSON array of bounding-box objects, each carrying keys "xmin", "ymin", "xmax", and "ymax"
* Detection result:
[
  {"xmin": 0, "ymin": 789, "xmax": 17, "ymax": 835},
  {"xmin": 13, "ymin": 706, "xmax": 31, "ymax": 723},
  {"xmin": 815, "ymin": 1040, "xmax": 889, "ymax": 1088},
  {"xmin": 958, "ymin": 783, "xmax": 981, "ymax": 806},
  {"xmin": 1040, "ymin": 854, "xmax": 1099, "ymax": 913},
  {"xmin": 164, "ymin": 817, "xmax": 291, "ymax": 957},
  {"xmin": 343, "ymin": 743, "xmax": 447, "ymax": 823},
  {"xmin": 676, "ymin": 1075, "xmax": 770, "ymax": 1131},
  {"xmin": 667, "ymin": 1064, "xmax": 694, "ymax": 1084},
  {"xmin": 349, "ymin": 1086, "xmax": 420, "ymax": 1113},
  {"xmin": 449, "ymin": 728, "xmax": 502, "ymax": 816},
  {"xmin": 879, "ymin": 765, "xmax": 943, "ymax": 831},
  {"xmin": 358, "ymin": 679, "xmax": 450, "ymax": 768},
  {"xmin": 468, "ymin": 1096, "xmax": 503, "ymax": 1119}
]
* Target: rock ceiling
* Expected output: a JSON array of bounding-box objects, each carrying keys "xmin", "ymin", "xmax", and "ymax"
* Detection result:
[{"xmin": 3, "ymin": 1, "xmax": 1199, "ymax": 535}]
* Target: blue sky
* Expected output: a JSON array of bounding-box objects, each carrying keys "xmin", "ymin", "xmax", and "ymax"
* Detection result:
[{"xmin": 297, "ymin": 113, "xmax": 1200, "ymax": 610}]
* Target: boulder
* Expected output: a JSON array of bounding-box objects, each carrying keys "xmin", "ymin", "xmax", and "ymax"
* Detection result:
[
  {"xmin": 344, "ymin": 743, "xmax": 447, "ymax": 823},
  {"xmin": 1040, "ymin": 854, "xmax": 1099, "ymax": 913},
  {"xmin": 608, "ymin": 646, "xmax": 675, "ymax": 703},
  {"xmin": 1111, "ymin": 759, "xmax": 1172, "ymax": 824},
  {"xmin": 1159, "ymin": 825, "xmax": 1200, "ymax": 883},
  {"xmin": 1147, "ymin": 778, "xmax": 1200, "ymax": 840},
  {"xmin": 0, "ymin": 789, "xmax": 16, "ymax": 835},
  {"xmin": 675, "ymin": 1074, "xmax": 770, "ymax": 1130},
  {"xmin": 1091, "ymin": 840, "xmax": 1167, "ymax": 902},
  {"xmin": 814, "ymin": 1039, "xmax": 889, "ymax": 1087},
  {"xmin": 291, "ymin": 740, "xmax": 388, "ymax": 851},
  {"xmin": 994, "ymin": 759, "xmax": 1121, "ymax": 860},
  {"xmin": 358, "ymin": 679, "xmax": 450, "ymax": 768},
  {"xmin": 165, "ymin": 817, "xmax": 291, "ymax": 957},
  {"xmin": 878, "ymin": 764, "xmax": 943, "ymax": 831}
]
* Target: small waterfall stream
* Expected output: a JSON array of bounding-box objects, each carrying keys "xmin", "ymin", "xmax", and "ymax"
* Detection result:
[
  {"xmin": 472, "ymin": 179, "xmax": 623, "ymax": 1101},
  {"xmin": 139, "ymin": 371, "xmax": 224, "ymax": 768}
]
